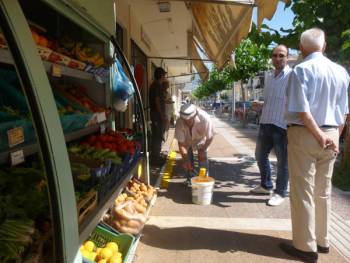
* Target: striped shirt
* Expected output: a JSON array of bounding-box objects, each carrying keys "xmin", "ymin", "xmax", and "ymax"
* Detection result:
[
  {"xmin": 285, "ymin": 52, "xmax": 349, "ymax": 126},
  {"xmin": 260, "ymin": 65, "xmax": 292, "ymax": 129}
]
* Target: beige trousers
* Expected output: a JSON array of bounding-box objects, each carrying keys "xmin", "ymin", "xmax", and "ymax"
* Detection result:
[{"xmin": 287, "ymin": 126, "xmax": 338, "ymax": 252}]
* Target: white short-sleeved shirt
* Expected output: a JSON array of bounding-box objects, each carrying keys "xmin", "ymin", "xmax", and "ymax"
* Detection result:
[
  {"xmin": 175, "ymin": 108, "xmax": 214, "ymax": 149},
  {"xmin": 285, "ymin": 52, "xmax": 349, "ymax": 126},
  {"xmin": 260, "ymin": 65, "xmax": 292, "ymax": 129}
]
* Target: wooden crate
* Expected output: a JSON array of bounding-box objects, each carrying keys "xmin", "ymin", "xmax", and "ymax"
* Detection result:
[
  {"xmin": 23, "ymin": 232, "xmax": 51, "ymax": 263},
  {"xmin": 77, "ymin": 190, "xmax": 98, "ymax": 224}
]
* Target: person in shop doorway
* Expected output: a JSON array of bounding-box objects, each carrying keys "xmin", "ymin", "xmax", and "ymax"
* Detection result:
[
  {"xmin": 149, "ymin": 67, "xmax": 167, "ymax": 165},
  {"xmin": 250, "ymin": 44, "xmax": 291, "ymax": 206},
  {"xmin": 279, "ymin": 28, "xmax": 349, "ymax": 263},
  {"xmin": 175, "ymin": 103, "xmax": 214, "ymax": 186},
  {"xmin": 162, "ymin": 79, "xmax": 174, "ymax": 135}
]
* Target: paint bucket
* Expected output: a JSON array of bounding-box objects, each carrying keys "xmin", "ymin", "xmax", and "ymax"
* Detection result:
[{"xmin": 191, "ymin": 176, "xmax": 215, "ymax": 205}]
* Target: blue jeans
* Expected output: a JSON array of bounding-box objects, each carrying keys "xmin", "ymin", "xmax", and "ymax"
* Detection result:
[
  {"xmin": 186, "ymin": 147, "xmax": 209, "ymax": 180},
  {"xmin": 255, "ymin": 124, "xmax": 288, "ymax": 197}
]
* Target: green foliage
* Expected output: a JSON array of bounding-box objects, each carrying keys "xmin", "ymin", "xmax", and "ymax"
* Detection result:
[
  {"xmin": 193, "ymin": 67, "xmax": 228, "ymax": 99},
  {"xmin": 0, "ymin": 219, "xmax": 35, "ymax": 263},
  {"xmin": 0, "ymin": 166, "xmax": 48, "ymax": 223},
  {"xmin": 226, "ymin": 38, "xmax": 271, "ymax": 84},
  {"xmin": 0, "ymin": 165, "xmax": 48, "ymax": 262},
  {"xmin": 194, "ymin": 32, "xmax": 272, "ymax": 99},
  {"xmin": 220, "ymin": 93, "xmax": 229, "ymax": 101},
  {"xmin": 342, "ymin": 29, "xmax": 350, "ymax": 52},
  {"xmin": 275, "ymin": 0, "xmax": 350, "ymax": 63},
  {"xmin": 333, "ymin": 162, "xmax": 350, "ymax": 191}
]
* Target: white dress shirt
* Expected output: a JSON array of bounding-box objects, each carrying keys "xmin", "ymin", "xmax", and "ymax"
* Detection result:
[{"xmin": 285, "ymin": 52, "xmax": 349, "ymax": 126}]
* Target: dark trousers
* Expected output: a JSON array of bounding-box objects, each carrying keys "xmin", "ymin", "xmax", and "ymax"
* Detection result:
[
  {"xmin": 186, "ymin": 147, "xmax": 209, "ymax": 180},
  {"xmin": 255, "ymin": 123, "xmax": 289, "ymax": 197},
  {"xmin": 150, "ymin": 112, "xmax": 164, "ymax": 159}
]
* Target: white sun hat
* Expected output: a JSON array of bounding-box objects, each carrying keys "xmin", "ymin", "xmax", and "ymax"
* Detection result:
[{"xmin": 180, "ymin": 103, "xmax": 197, "ymax": 120}]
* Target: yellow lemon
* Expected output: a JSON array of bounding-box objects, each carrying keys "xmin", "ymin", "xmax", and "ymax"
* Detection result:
[
  {"xmin": 99, "ymin": 247, "xmax": 113, "ymax": 260},
  {"xmin": 98, "ymin": 260, "xmax": 108, "ymax": 263},
  {"xmin": 106, "ymin": 242, "xmax": 119, "ymax": 253},
  {"xmin": 89, "ymin": 252, "xmax": 98, "ymax": 261},
  {"xmin": 79, "ymin": 245, "xmax": 86, "ymax": 253},
  {"xmin": 80, "ymin": 250, "xmax": 90, "ymax": 260},
  {"xmin": 109, "ymin": 255, "xmax": 122, "ymax": 263},
  {"xmin": 114, "ymin": 252, "xmax": 122, "ymax": 258},
  {"xmin": 96, "ymin": 247, "xmax": 102, "ymax": 255},
  {"xmin": 84, "ymin": 241, "xmax": 95, "ymax": 252}
]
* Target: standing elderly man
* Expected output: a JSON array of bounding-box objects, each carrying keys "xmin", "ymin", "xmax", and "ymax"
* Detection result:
[
  {"xmin": 250, "ymin": 45, "xmax": 291, "ymax": 206},
  {"xmin": 175, "ymin": 103, "xmax": 214, "ymax": 186},
  {"xmin": 280, "ymin": 28, "xmax": 349, "ymax": 263}
]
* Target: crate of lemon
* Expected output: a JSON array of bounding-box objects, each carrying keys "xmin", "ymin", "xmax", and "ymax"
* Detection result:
[{"xmin": 81, "ymin": 225, "xmax": 135, "ymax": 263}]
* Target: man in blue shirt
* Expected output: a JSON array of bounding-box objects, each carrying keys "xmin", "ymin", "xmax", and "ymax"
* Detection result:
[
  {"xmin": 280, "ymin": 28, "xmax": 349, "ymax": 263},
  {"xmin": 250, "ymin": 45, "xmax": 291, "ymax": 206}
]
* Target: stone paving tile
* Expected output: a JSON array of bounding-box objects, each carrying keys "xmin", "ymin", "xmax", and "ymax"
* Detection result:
[
  {"xmin": 136, "ymin": 228, "xmax": 346, "ymax": 263},
  {"xmin": 141, "ymin": 115, "xmax": 349, "ymax": 263}
]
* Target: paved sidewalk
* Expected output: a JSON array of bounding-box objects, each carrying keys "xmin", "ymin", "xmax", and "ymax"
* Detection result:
[{"xmin": 137, "ymin": 115, "xmax": 349, "ymax": 263}]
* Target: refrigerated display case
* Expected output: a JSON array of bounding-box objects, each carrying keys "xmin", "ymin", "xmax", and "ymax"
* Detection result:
[{"xmin": 0, "ymin": 0, "xmax": 149, "ymax": 262}]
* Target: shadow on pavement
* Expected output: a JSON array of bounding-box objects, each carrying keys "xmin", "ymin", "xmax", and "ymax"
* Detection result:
[
  {"xmin": 150, "ymin": 165, "xmax": 162, "ymax": 186},
  {"xmin": 141, "ymin": 225, "xmax": 294, "ymax": 261},
  {"xmin": 159, "ymin": 157, "xmax": 269, "ymax": 207}
]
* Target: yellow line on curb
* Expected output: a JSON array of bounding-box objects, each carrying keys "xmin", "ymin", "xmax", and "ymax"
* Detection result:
[{"xmin": 161, "ymin": 140, "xmax": 177, "ymax": 189}]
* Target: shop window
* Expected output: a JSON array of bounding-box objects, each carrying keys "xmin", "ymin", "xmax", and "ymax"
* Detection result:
[
  {"xmin": 131, "ymin": 40, "xmax": 148, "ymax": 120},
  {"xmin": 0, "ymin": 26, "xmax": 55, "ymax": 262}
]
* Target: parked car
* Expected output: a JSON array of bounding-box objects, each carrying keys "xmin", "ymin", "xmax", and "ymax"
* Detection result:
[
  {"xmin": 234, "ymin": 101, "xmax": 252, "ymax": 119},
  {"xmin": 235, "ymin": 101, "xmax": 263, "ymax": 124}
]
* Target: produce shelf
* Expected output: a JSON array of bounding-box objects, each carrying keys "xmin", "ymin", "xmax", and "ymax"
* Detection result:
[
  {"xmin": 125, "ymin": 193, "xmax": 157, "ymax": 263},
  {"xmin": 0, "ymin": 48, "xmax": 93, "ymax": 80},
  {"xmin": 0, "ymin": 143, "xmax": 38, "ymax": 165},
  {"xmin": 0, "ymin": 124, "xmax": 102, "ymax": 165},
  {"xmin": 64, "ymin": 123, "xmax": 101, "ymax": 143},
  {"xmin": 79, "ymin": 158, "xmax": 142, "ymax": 243},
  {"xmin": 43, "ymin": 61, "xmax": 93, "ymax": 80},
  {"xmin": 125, "ymin": 235, "xmax": 140, "ymax": 263}
]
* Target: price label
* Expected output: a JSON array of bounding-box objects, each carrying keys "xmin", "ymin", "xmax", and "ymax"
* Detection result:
[
  {"xmin": 7, "ymin": 127, "xmax": 24, "ymax": 148},
  {"xmin": 10, "ymin": 150, "xmax": 25, "ymax": 166},
  {"xmin": 51, "ymin": 64, "xmax": 62, "ymax": 77}
]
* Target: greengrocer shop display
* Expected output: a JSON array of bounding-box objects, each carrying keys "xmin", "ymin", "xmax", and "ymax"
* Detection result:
[{"xmin": 0, "ymin": 1, "xmax": 150, "ymax": 262}]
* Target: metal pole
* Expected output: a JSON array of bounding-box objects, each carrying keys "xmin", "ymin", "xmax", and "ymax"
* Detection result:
[
  {"xmin": 167, "ymin": 71, "xmax": 208, "ymax": 78},
  {"xmin": 148, "ymin": 56, "xmax": 213, "ymax": 62},
  {"xmin": 231, "ymin": 82, "xmax": 236, "ymax": 121},
  {"xmin": 168, "ymin": 0, "xmax": 255, "ymax": 6},
  {"xmin": 110, "ymin": 36, "xmax": 150, "ymax": 185}
]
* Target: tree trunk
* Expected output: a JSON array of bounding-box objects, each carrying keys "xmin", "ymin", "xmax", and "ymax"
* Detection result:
[{"xmin": 241, "ymin": 81, "xmax": 246, "ymax": 101}]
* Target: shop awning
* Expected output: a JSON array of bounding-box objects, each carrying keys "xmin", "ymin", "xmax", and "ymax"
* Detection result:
[
  {"xmin": 188, "ymin": 0, "xmax": 286, "ymax": 69},
  {"xmin": 190, "ymin": 39, "xmax": 209, "ymax": 81}
]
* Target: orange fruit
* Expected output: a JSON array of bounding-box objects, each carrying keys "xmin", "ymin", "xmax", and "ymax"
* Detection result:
[{"xmin": 31, "ymin": 31, "xmax": 40, "ymax": 45}]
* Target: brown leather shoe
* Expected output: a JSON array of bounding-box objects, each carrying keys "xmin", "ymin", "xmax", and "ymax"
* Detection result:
[
  {"xmin": 279, "ymin": 243, "xmax": 318, "ymax": 263},
  {"xmin": 317, "ymin": 245, "xmax": 330, "ymax": 254}
]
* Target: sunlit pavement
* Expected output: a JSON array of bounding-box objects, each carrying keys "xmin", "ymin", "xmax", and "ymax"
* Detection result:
[{"xmin": 140, "ymin": 114, "xmax": 350, "ymax": 263}]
